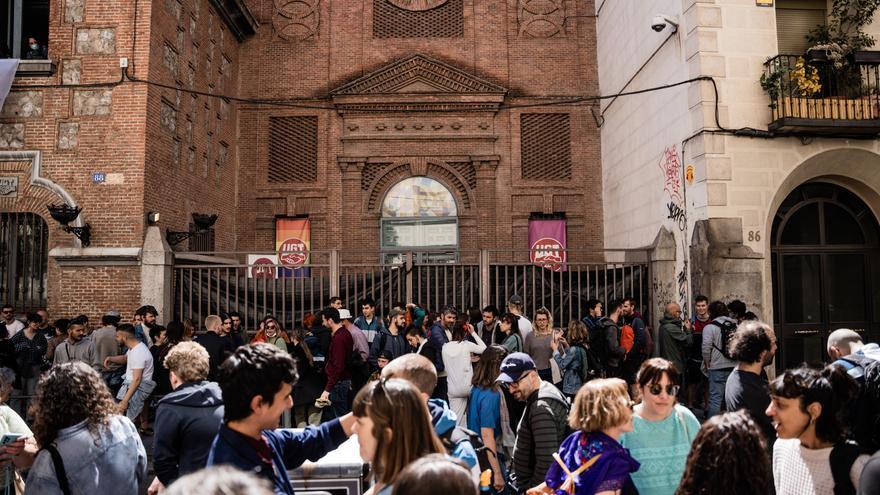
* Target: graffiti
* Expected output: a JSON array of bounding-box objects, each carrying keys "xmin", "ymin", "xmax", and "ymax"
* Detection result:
[
  {"xmin": 667, "ymin": 201, "xmax": 686, "ymax": 232},
  {"xmin": 677, "ymin": 238, "xmax": 689, "ymax": 319},
  {"xmin": 658, "ymin": 145, "xmax": 683, "ymax": 204}
]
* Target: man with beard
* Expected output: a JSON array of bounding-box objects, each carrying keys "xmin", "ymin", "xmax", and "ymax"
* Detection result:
[
  {"xmin": 52, "ymin": 318, "xmax": 98, "ymax": 368},
  {"xmin": 725, "ymin": 320, "xmax": 777, "ymax": 447},
  {"xmin": 135, "ymin": 305, "xmax": 158, "ymax": 347}
]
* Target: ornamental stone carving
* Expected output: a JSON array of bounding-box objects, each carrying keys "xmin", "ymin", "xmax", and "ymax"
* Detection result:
[
  {"xmin": 518, "ymin": 0, "xmax": 566, "ymax": 38},
  {"xmin": 273, "ymin": 0, "xmax": 320, "ymax": 41},
  {"xmin": 386, "ymin": 0, "xmax": 448, "ymax": 11}
]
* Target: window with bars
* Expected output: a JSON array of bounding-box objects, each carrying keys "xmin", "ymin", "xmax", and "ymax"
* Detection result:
[
  {"xmin": 267, "ymin": 116, "xmax": 318, "ymax": 184},
  {"xmin": 0, "ymin": 212, "xmax": 48, "ymax": 313},
  {"xmin": 187, "ymin": 222, "xmax": 215, "ymax": 251},
  {"xmin": 373, "ymin": 0, "xmax": 463, "ymax": 38},
  {"xmin": 520, "ymin": 113, "xmax": 572, "ymax": 181}
]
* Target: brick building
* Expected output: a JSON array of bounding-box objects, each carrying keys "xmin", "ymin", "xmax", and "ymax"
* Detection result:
[{"xmin": 1, "ymin": 0, "xmax": 604, "ymax": 323}]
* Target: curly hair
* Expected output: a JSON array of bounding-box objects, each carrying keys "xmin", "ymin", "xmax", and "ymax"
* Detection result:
[
  {"xmin": 727, "ymin": 321, "xmax": 773, "ymax": 364},
  {"xmin": 675, "ymin": 410, "xmax": 771, "ymax": 495},
  {"xmin": 164, "ymin": 341, "xmax": 210, "ymax": 383},
  {"xmin": 30, "ymin": 362, "xmax": 117, "ymax": 448}
]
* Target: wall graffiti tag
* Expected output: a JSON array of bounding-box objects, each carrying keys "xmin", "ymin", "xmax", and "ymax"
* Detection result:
[
  {"xmin": 667, "ymin": 201, "xmax": 686, "ymax": 232},
  {"xmin": 658, "ymin": 145, "xmax": 683, "ymax": 204},
  {"xmin": 677, "ymin": 238, "xmax": 689, "ymax": 319}
]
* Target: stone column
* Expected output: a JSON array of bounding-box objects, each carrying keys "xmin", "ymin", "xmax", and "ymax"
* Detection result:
[
  {"xmin": 650, "ymin": 227, "xmax": 677, "ymax": 325},
  {"xmin": 337, "ymin": 157, "xmax": 366, "ymax": 255},
  {"xmin": 141, "ymin": 225, "xmax": 174, "ymax": 323}
]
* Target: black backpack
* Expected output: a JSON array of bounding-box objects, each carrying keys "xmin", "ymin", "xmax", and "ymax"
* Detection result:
[
  {"xmin": 829, "ymin": 441, "xmax": 861, "ymax": 495},
  {"xmin": 836, "ymin": 354, "xmax": 880, "ymax": 454},
  {"xmin": 440, "ymin": 425, "xmax": 493, "ymax": 474},
  {"xmin": 573, "ymin": 344, "xmax": 602, "ymax": 382},
  {"xmin": 711, "ymin": 318, "xmax": 738, "ymax": 361}
]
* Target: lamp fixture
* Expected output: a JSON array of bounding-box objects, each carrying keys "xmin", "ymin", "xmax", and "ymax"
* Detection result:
[
  {"xmin": 166, "ymin": 213, "xmax": 218, "ymax": 246},
  {"xmin": 47, "ymin": 204, "xmax": 91, "ymax": 247},
  {"xmin": 147, "ymin": 211, "xmax": 160, "ymax": 225}
]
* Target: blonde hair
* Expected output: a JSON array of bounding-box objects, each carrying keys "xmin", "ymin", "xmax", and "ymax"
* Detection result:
[
  {"xmin": 164, "ymin": 341, "xmax": 210, "ymax": 383},
  {"xmin": 569, "ymin": 378, "xmax": 631, "ymax": 432},
  {"xmin": 204, "ymin": 315, "xmax": 222, "ymax": 331},
  {"xmin": 535, "ymin": 307, "xmax": 553, "ymax": 333}
]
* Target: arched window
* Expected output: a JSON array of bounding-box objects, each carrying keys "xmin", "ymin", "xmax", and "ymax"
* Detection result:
[{"xmin": 380, "ymin": 177, "xmax": 458, "ymax": 262}]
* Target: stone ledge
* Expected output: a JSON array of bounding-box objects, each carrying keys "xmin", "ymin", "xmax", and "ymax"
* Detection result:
[
  {"xmin": 208, "ymin": 0, "xmax": 258, "ymax": 41},
  {"xmin": 14, "ymin": 59, "xmax": 57, "ymax": 77},
  {"xmin": 49, "ymin": 247, "xmax": 141, "ymax": 266}
]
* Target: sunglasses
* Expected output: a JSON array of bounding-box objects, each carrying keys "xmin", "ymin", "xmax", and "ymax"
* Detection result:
[
  {"xmin": 266, "ymin": 324, "xmax": 277, "ymax": 329},
  {"xmin": 647, "ymin": 384, "xmax": 680, "ymax": 396},
  {"xmin": 501, "ymin": 370, "xmax": 533, "ymax": 389},
  {"xmin": 1, "ymin": 310, "xmax": 11, "ymax": 314}
]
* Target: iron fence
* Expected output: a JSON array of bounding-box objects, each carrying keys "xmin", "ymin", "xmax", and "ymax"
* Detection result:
[{"xmin": 0, "ymin": 212, "xmax": 49, "ymax": 313}]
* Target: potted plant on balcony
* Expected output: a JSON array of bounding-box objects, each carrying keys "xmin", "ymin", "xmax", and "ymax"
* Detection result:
[
  {"xmin": 805, "ymin": 0, "xmax": 879, "ymax": 66},
  {"xmin": 761, "ymin": 57, "xmax": 822, "ymax": 117}
]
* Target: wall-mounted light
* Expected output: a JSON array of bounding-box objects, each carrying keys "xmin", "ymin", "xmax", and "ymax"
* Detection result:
[
  {"xmin": 47, "ymin": 204, "xmax": 91, "ymax": 247},
  {"xmin": 147, "ymin": 211, "xmax": 161, "ymax": 225},
  {"xmin": 166, "ymin": 213, "xmax": 218, "ymax": 246}
]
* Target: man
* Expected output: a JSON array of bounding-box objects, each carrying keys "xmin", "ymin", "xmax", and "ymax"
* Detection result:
[
  {"xmin": 1, "ymin": 304, "xmax": 24, "ymax": 337},
  {"xmin": 339, "ymin": 308, "xmax": 370, "ymax": 395},
  {"xmin": 195, "ymin": 315, "xmax": 234, "ymax": 381},
  {"xmin": 318, "ymin": 308, "xmax": 354, "ymax": 419},
  {"xmin": 507, "ymin": 295, "xmax": 532, "ymax": 339},
  {"xmin": 428, "ymin": 305, "xmax": 457, "ymax": 403},
  {"xmin": 228, "ymin": 311, "xmax": 246, "ymax": 344},
  {"xmin": 24, "ymin": 37, "xmax": 48, "ymax": 59},
  {"xmin": 658, "ymin": 302, "xmax": 692, "ymax": 376},
  {"xmin": 827, "ymin": 328, "xmax": 880, "ymax": 453},
  {"xmin": 498, "ymin": 353, "xmax": 569, "ymax": 492},
  {"xmin": 135, "ymin": 305, "xmax": 158, "ymax": 347},
  {"xmin": 621, "ymin": 297, "xmax": 649, "ymax": 387},
  {"xmin": 94, "ymin": 310, "xmax": 124, "ymax": 393},
  {"xmin": 328, "ymin": 297, "xmax": 343, "ymax": 310},
  {"xmin": 369, "ymin": 308, "xmax": 409, "ymax": 368},
  {"xmin": 601, "ymin": 299, "xmax": 627, "ymax": 378},
  {"xmin": 36, "ymin": 309, "xmax": 54, "ymax": 340},
  {"xmin": 725, "ymin": 320, "xmax": 777, "ymax": 447},
  {"xmin": 108, "ymin": 324, "xmax": 156, "ymax": 420},
  {"xmin": 207, "ymin": 344, "xmax": 356, "ymax": 495},
  {"xmin": 381, "ymin": 354, "xmax": 480, "ymax": 482},
  {"xmin": 53, "ymin": 317, "xmax": 97, "ymax": 368},
  {"xmin": 353, "ymin": 297, "xmax": 385, "ymax": 344},
  {"xmin": 150, "ymin": 342, "xmax": 225, "ymax": 494},
  {"xmin": 701, "ymin": 301, "xmax": 738, "ymax": 417},
  {"xmin": 686, "ymin": 295, "xmax": 711, "ymax": 410},
  {"xmin": 220, "ymin": 313, "xmax": 244, "ymax": 349},
  {"xmin": 477, "ymin": 305, "xmax": 504, "ymax": 345}
]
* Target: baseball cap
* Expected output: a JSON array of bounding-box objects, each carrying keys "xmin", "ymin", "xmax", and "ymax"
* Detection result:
[
  {"xmin": 508, "ymin": 294, "xmax": 523, "ymax": 305},
  {"xmin": 496, "ymin": 352, "xmax": 536, "ymax": 383},
  {"xmin": 338, "ymin": 309, "xmax": 353, "ymax": 320}
]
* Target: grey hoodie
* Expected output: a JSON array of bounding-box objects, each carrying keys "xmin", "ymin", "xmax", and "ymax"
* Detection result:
[{"xmin": 701, "ymin": 316, "xmax": 739, "ymax": 370}]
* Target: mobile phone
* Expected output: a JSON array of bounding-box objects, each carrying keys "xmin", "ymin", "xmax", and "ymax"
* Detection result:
[{"xmin": 0, "ymin": 433, "xmax": 23, "ymax": 446}]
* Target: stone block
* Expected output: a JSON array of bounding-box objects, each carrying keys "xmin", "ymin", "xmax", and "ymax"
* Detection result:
[
  {"xmin": 163, "ymin": 44, "xmax": 179, "ymax": 78},
  {"xmin": 706, "ymin": 157, "xmax": 732, "ymax": 180},
  {"xmin": 73, "ymin": 89, "xmax": 112, "ymax": 116},
  {"xmin": 0, "ymin": 91, "xmax": 42, "ymax": 118},
  {"xmin": 166, "ymin": 0, "xmax": 181, "ymax": 21},
  {"xmin": 76, "ymin": 28, "xmax": 116, "ymax": 54},
  {"xmin": 0, "ymin": 124, "xmax": 25, "ymax": 148},
  {"xmin": 160, "ymin": 102, "xmax": 177, "ymax": 132},
  {"xmin": 65, "ymin": 0, "xmax": 85, "ymax": 23},
  {"xmin": 707, "ymin": 182, "xmax": 727, "ymax": 206},
  {"xmin": 58, "ymin": 122, "xmax": 80, "ymax": 150},
  {"xmin": 62, "ymin": 59, "xmax": 82, "ymax": 85}
]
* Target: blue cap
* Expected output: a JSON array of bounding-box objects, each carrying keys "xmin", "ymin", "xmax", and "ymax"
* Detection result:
[{"xmin": 496, "ymin": 352, "xmax": 537, "ymax": 383}]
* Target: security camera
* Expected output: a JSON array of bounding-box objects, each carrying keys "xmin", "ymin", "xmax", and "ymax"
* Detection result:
[{"xmin": 651, "ymin": 14, "xmax": 679, "ymax": 33}]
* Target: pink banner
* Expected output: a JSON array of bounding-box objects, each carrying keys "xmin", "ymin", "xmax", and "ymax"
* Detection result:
[{"xmin": 529, "ymin": 219, "xmax": 567, "ymax": 272}]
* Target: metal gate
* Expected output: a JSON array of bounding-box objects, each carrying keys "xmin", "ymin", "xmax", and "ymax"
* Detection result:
[{"xmin": 0, "ymin": 212, "xmax": 49, "ymax": 313}]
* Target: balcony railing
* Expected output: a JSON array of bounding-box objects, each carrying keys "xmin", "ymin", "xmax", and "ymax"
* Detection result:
[{"xmin": 763, "ymin": 53, "xmax": 880, "ymax": 136}]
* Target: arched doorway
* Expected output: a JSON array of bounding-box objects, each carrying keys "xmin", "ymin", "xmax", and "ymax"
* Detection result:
[
  {"xmin": 771, "ymin": 181, "xmax": 880, "ymax": 370},
  {"xmin": 380, "ymin": 176, "xmax": 459, "ymax": 263}
]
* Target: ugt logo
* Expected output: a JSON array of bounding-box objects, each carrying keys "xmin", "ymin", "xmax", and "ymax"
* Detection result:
[{"xmin": 530, "ymin": 237, "xmax": 566, "ymax": 272}]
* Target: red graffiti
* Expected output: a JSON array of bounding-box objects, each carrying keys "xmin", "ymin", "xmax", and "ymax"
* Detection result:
[{"xmin": 659, "ymin": 146, "xmax": 683, "ymax": 204}]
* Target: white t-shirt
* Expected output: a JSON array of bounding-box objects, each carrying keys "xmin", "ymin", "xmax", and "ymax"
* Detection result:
[
  {"xmin": 517, "ymin": 315, "xmax": 533, "ymax": 340},
  {"xmin": 4, "ymin": 319, "xmax": 24, "ymax": 337},
  {"xmin": 773, "ymin": 438, "xmax": 869, "ymax": 495},
  {"xmin": 124, "ymin": 342, "xmax": 154, "ymax": 383}
]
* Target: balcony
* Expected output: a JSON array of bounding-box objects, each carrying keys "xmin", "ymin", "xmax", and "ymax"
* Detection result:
[{"xmin": 762, "ymin": 53, "xmax": 880, "ymax": 137}]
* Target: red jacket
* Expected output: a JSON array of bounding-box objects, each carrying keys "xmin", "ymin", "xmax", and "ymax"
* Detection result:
[{"xmin": 324, "ymin": 326, "xmax": 353, "ymax": 392}]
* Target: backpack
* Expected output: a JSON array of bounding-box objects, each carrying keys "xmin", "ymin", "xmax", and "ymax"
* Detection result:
[
  {"xmin": 711, "ymin": 318, "xmax": 738, "ymax": 361},
  {"xmin": 619, "ymin": 324, "xmax": 635, "ymax": 354},
  {"xmin": 836, "ymin": 353, "xmax": 880, "ymax": 453},
  {"xmin": 829, "ymin": 441, "xmax": 861, "ymax": 495},
  {"xmin": 440, "ymin": 425, "xmax": 493, "ymax": 474},
  {"xmin": 573, "ymin": 344, "xmax": 601, "ymax": 383}
]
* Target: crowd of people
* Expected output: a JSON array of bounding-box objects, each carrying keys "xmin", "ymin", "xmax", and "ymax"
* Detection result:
[{"xmin": 0, "ymin": 294, "xmax": 878, "ymax": 495}]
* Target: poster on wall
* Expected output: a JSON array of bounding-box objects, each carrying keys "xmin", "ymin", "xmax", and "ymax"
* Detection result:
[
  {"xmin": 275, "ymin": 217, "xmax": 311, "ymax": 278},
  {"xmin": 529, "ymin": 219, "xmax": 567, "ymax": 272},
  {"xmin": 247, "ymin": 254, "xmax": 278, "ymax": 279}
]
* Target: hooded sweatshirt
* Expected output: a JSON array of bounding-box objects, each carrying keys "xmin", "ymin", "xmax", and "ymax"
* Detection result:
[
  {"xmin": 658, "ymin": 312, "xmax": 692, "ymax": 373},
  {"xmin": 153, "ymin": 381, "xmax": 225, "ymax": 485},
  {"xmin": 512, "ymin": 381, "xmax": 571, "ymax": 490},
  {"xmin": 368, "ymin": 326, "xmax": 409, "ymax": 368},
  {"xmin": 428, "ymin": 398, "xmax": 480, "ymax": 482}
]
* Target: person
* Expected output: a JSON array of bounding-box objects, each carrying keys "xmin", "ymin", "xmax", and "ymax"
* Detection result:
[
  {"xmin": 581, "ymin": 299, "xmax": 604, "ymax": 349},
  {"xmin": 318, "ymin": 307, "xmax": 354, "ymax": 419},
  {"xmin": 26, "ymin": 362, "xmax": 148, "ymax": 494},
  {"xmin": 674, "ymin": 410, "xmax": 773, "ymax": 495},
  {"xmin": 524, "ymin": 307, "xmax": 555, "ymax": 383},
  {"xmin": 110, "ymin": 323, "xmax": 156, "ymax": 420},
  {"xmin": 657, "ymin": 302, "xmax": 692, "ymax": 377},
  {"xmin": 826, "ymin": 328, "xmax": 880, "ymax": 453},
  {"xmin": 601, "ymin": 299, "xmax": 627, "ymax": 379},
  {"xmin": 35, "ymin": 309, "xmax": 54, "ymax": 341},
  {"xmin": 369, "ymin": 308, "xmax": 409, "ymax": 368},
  {"xmin": 251, "ymin": 316, "xmax": 288, "ymax": 352},
  {"xmin": 183, "ymin": 318, "xmax": 196, "ymax": 341},
  {"xmin": 195, "ymin": 315, "xmax": 234, "ymax": 381},
  {"xmin": 207, "ymin": 343, "xmax": 356, "ymax": 495},
  {"xmin": 149, "ymin": 342, "xmax": 224, "ymax": 494},
  {"xmin": 767, "ymin": 364, "xmax": 869, "ymax": 494},
  {"xmin": 23, "ymin": 37, "xmax": 48, "ymax": 60},
  {"xmin": 552, "ymin": 319, "xmax": 593, "ymax": 400},
  {"xmin": 289, "ymin": 327, "xmax": 324, "ymax": 428},
  {"xmin": 620, "ymin": 358, "xmax": 700, "ymax": 495},
  {"xmin": 701, "ymin": 301, "xmax": 738, "ymax": 417},
  {"xmin": 499, "ymin": 352, "xmax": 570, "ymax": 492},
  {"xmin": 135, "ymin": 305, "xmax": 158, "ymax": 347},
  {"xmin": 428, "ymin": 305, "xmax": 457, "ymax": 403},
  {"xmin": 339, "ymin": 309, "xmax": 369, "ymax": 363},
  {"xmin": 352, "ymin": 378, "xmax": 446, "ymax": 495},
  {"xmin": 11, "ymin": 312, "xmax": 48, "ymax": 418},
  {"xmin": 686, "ymin": 295, "xmax": 710, "ymax": 412},
  {"xmin": 44, "ymin": 318, "xmax": 69, "ymax": 363},
  {"xmin": 329, "ymin": 296, "xmax": 344, "ymax": 310},
  {"xmin": 52, "ymin": 317, "xmax": 97, "ymax": 368},
  {"xmin": 500, "ymin": 312, "xmax": 524, "ymax": 354},
  {"xmin": 621, "ymin": 297, "xmax": 650, "ymax": 388},
  {"xmin": 369, "ymin": 350, "xmax": 393, "ymax": 382},
  {"xmin": 861, "ymin": 451, "xmax": 880, "ymax": 495},
  {"xmin": 443, "ymin": 319, "xmax": 487, "ymax": 426},
  {"xmin": 478, "ymin": 305, "xmax": 505, "ymax": 346},
  {"xmin": 380, "ymin": 353, "xmax": 481, "ymax": 480},
  {"xmin": 0, "ymin": 305, "xmax": 23, "ymax": 338},
  {"xmin": 395, "ymin": 454, "xmax": 478, "ymax": 495},
  {"xmin": 219, "ymin": 312, "xmax": 244, "ymax": 350},
  {"xmin": 529, "ymin": 378, "xmax": 639, "ymax": 495},
  {"xmin": 507, "ymin": 295, "xmax": 533, "ymax": 339},
  {"xmin": 353, "ymin": 297, "xmax": 386, "ymax": 344},
  {"xmin": 405, "ymin": 324, "xmax": 434, "ymax": 361},
  {"xmin": 728, "ymin": 300, "xmax": 748, "ymax": 323},
  {"xmin": 164, "ymin": 466, "xmax": 273, "ymax": 495},
  {"xmin": 228, "ymin": 311, "xmax": 246, "ymax": 344},
  {"xmin": 94, "ymin": 311, "xmax": 124, "ymax": 393},
  {"xmin": 0, "ymin": 367, "xmax": 37, "ymax": 493},
  {"xmin": 725, "ymin": 320, "xmax": 777, "ymax": 447},
  {"xmin": 468, "ymin": 345, "xmax": 510, "ymax": 494}
]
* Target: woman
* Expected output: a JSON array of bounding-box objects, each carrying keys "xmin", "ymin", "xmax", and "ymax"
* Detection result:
[
  {"xmin": 620, "ymin": 358, "xmax": 700, "ymax": 495},
  {"xmin": 26, "ymin": 362, "xmax": 148, "ymax": 494},
  {"xmin": 251, "ymin": 317, "xmax": 289, "ymax": 351},
  {"xmin": 0, "ymin": 367, "xmax": 37, "ymax": 494},
  {"xmin": 182, "ymin": 318, "xmax": 196, "ymax": 341},
  {"xmin": 395, "ymin": 454, "xmax": 478, "ymax": 495},
  {"xmin": 467, "ymin": 345, "xmax": 509, "ymax": 494},
  {"xmin": 675, "ymin": 410, "xmax": 772, "ymax": 495},
  {"xmin": 290, "ymin": 327, "xmax": 324, "ymax": 427},
  {"xmin": 552, "ymin": 320, "xmax": 591, "ymax": 399},
  {"xmin": 499, "ymin": 312, "xmax": 523, "ymax": 354},
  {"xmin": 441, "ymin": 320, "xmax": 486, "ymax": 426},
  {"xmin": 529, "ymin": 378, "xmax": 639, "ymax": 495},
  {"xmin": 11, "ymin": 313, "xmax": 48, "ymax": 419},
  {"xmin": 352, "ymin": 378, "xmax": 445, "ymax": 495},
  {"xmin": 767, "ymin": 364, "xmax": 868, "ymax": 495},
  {"xmin": 524, "ymin": 308, "xmax": 554, "ymax": 382},
  {"xmin": 44, "ymin": 319, "xmax": 69, "ymax": 363}
]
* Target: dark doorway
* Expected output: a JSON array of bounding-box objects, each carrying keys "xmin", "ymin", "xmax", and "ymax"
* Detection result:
[
  {"xmin": 771, "ymin": 182, "xmax": 880, "ymax": 371},
  {"xmin": 0, "ymin": 212, "xmax": 49, "ymax": 313}
]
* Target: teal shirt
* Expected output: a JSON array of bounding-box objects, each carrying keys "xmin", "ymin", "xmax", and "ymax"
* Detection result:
[{"xmin": 619, "ymin": 404, "xmax": 700, "ymax": 495}]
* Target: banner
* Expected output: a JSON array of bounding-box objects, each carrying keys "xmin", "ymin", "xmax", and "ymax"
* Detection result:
[
  {"xmin": 275, "ymin": 217, "xmax": 311, "ymax": 278},
  {"xmin": 247, "ymin": 254, "xmax": 278, "ymax": 279},
  {"xmin": 0, "ymin": 60, "xmax": 19, "ymax": 112},
  {"xmin": 529, "ymin": 219, "xmax": 567, "ymax": 272}
]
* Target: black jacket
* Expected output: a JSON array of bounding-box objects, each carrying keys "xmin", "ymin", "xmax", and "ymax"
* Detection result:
[
  {"xmin": 195, "ymin": 332, "xmax": 233, "ymax": 381},
  {"xmin": 153, "ymin": 381, "xmax": 224, "ymax": 485}
]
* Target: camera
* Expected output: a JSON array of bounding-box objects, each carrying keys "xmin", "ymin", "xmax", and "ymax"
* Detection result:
[{"xmin": 651, "ymin": 14, "xmax": 679, "ymax": 33}]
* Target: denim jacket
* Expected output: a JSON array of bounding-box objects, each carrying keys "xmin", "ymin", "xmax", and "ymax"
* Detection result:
[
  {"xmin": 553, "ymin": 345, "xmax": 585, "ymax": 395},
  {"xmin": 25, "ymin": 415, "xmax": 147, "ymax": 494}
]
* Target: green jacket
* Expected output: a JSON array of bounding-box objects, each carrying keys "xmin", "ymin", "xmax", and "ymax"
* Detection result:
[{"xmin": 658, "ymin": 314, "xmax": 692, "ymax": 374}]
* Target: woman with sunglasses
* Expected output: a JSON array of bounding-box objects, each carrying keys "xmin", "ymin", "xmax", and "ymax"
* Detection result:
[
  {"xmin": 352, "ymin": 378, "xmax": 445, "ymax": 495},
  {"xmin": 619, "ymin": 358, "xmax": 700, "ymax": 495},
  {"xmin": 250, "ymin": 317, "xmax": 290, "ymax": 352}
]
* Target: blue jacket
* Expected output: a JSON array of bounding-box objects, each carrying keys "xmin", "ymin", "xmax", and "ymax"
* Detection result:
[
  {"xmin": 428, "ymin": 322, "xmax": 450, "ymax": 372},
  {"xmin": 554, "ymin": 345, "xmax": 585, "ymax": 395},
  {"xmin": 207, "ymin": 419, "xmax": 348, "ymax": 495}
]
